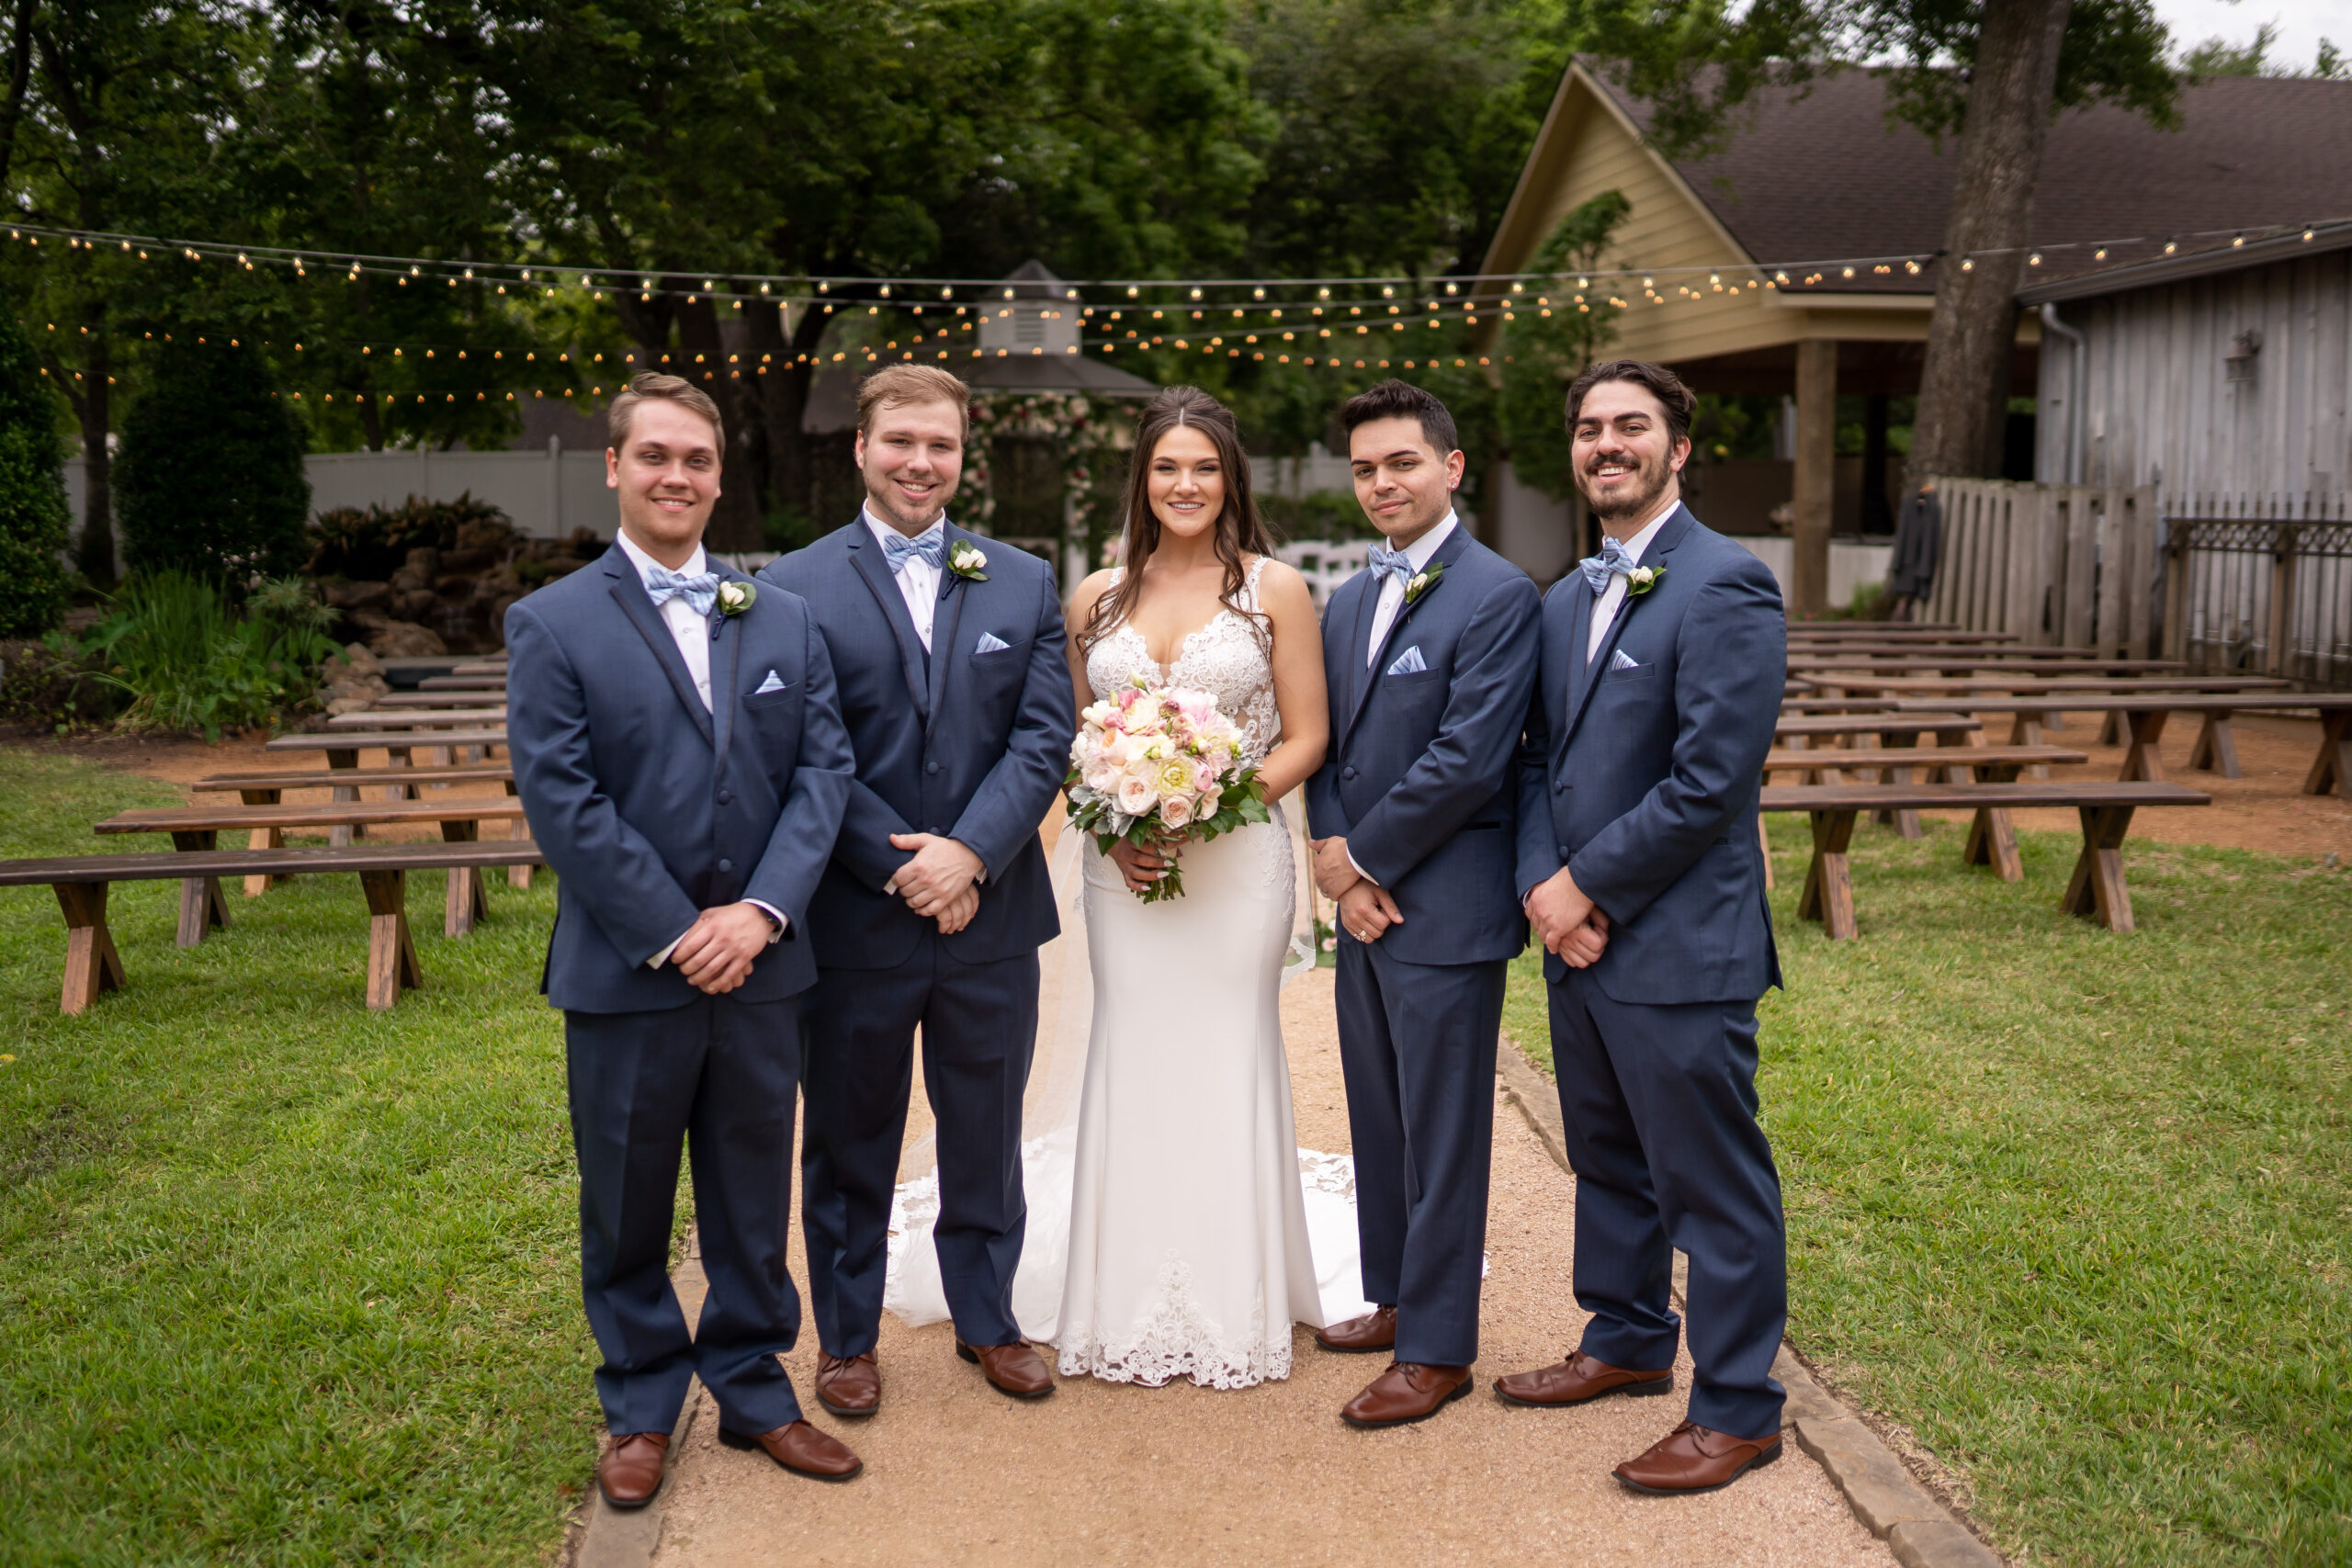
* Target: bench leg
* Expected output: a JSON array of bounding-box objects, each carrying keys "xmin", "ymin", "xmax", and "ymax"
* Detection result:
[
  {"xmin": 1872, "ymin": 736, "xmax": 1924, "ymax": 839},
  {"xmin": 328, "ymin": 748, "xmax": 361, "ymax": 846},
  {"xmin": 2007, "ymin": 713, "xmax": 2051, "ymax": 777},
  {"xmin": 2301, "ymin": 710, "xmax": 2351, "ymax": 801},
  {"xmin": 53, "ymin": 881, "xmax": 126, "ymax": 1015},
  {"xmin": 2096, "ymin": 708, "xmax": 2123, "ymax": 746},
  {"xmin": 2119, "ymin": 710, "xmax": 2170, "ymax": 784},
  {"xmin": 360, "ymin": 869, "xmax": 423, "ymax": 1010},
  {"xmin": 387, "ymin": 744, "xmax": 419, "ymax": 802},
  {"xmin": 1758, "ymin": 813, "xmax": 1773, "ymax": 893},
  {"xmin": 1961, "ymin": 807, "xmax": 2024, "ymax": 882},
  {"xmin": 2063, "ymin": 805, "xmax": 2137, "ymax": 932},
  {"xmin": 2187, "ymin": 711, "xmax": 2243, "ymax": 778},
  {"xmin": 504, "ymin": 778, "xmax": 534, "ymax": 887},
  {"xmin": 169, "ymin": 829, "xmax": 230, "ymax": 947},
  {"xmin": 239, "ymin": 788, "xmax": 287, "ymax": 895},
  {"xmin": 441, "ymin": 820, "xmax": 486, "ymax": 937},
  {"xmin": 1797, "ymin": 809, "xmax": 1859, "ymax": 939}
]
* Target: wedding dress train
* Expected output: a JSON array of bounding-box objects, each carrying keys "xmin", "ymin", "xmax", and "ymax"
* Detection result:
[{"xmin": 883, "ymin": 559, "xmax": 1370, "ymax": 1386}]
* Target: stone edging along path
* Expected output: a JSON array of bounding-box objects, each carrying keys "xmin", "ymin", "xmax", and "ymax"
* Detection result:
[
  {"xmin": 1493, "ymin": 1043, "xmax": 2004, "ymax": 1568},
  {"xmin": 569, "ymin": 1047, "xmax": 2006, "ymax": 1568}
]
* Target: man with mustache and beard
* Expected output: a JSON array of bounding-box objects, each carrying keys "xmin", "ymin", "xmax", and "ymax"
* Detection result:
[{"xmin": 1502, "ymin": 360, "xmax": 1790, "ymax": 1495}]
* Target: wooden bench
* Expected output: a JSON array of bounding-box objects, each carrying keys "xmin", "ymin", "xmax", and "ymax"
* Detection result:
[
  {"xmin": 1790, "ymin": 656, "xmax": 2191, "ymax": 677},
  {"xmin": 326, "ymin": 707, "xmax": 506, "ymax": 730},
  {"xmin": 262, "ymin": 731, "xmax": 511, "ymax": 840},
  {"xmin": 450, "ymin": 660, "xmax": 508, "ymax": 676},
  {"xmin": 1778, "ymin": 697, "xmax": 1901, "ymax": 715},
  {"xmin": 1761, "ymin": 780, "xmax": 2211, "ymax": 939},
  {"xmin": 374, "ymin": 690, "xmax": 509, "ymax": 709},
  {"xmin": 419, "ymin": 675, "xmax": 508, "ymax": 692},
  {"xmin": 1773, "ymin": 713, "xmax": 1982, "ymax": 746},
  {"xmin": 0, "ymin": 840, "xmax": 546, "ymax": 1014},
  {"xmin": 1891, "ymin": 694, "xmax": 2352, "ymax": 797},
  {"xmin": 1764, "ymin": 745, "xmax": 2087, "ymax": 876},
  {"xmin": 96, "ymin": 797, "xmax": 535, "ymax": 937}
]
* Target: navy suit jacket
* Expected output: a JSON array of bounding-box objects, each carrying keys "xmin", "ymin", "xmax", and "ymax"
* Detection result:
[
  {"xmin": 760, "ymin": 519, "xmax": 1076, "ymax": 971},
  {"xmin": 1514, "ymin": 504, "xmax": 1785, "ymax": 1003},
  {"xmin": 505, "ymin": 542, "xmax": 854, "ymax": 1014},
  {"xmin": 1306, "ymin": 525, "xmax": 1542, "ymax": 967}
]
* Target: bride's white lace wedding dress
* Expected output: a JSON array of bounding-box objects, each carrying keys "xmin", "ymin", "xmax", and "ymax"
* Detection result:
[{"xmin": 880, "ymin": 558, "xmax": 1370, "ymax": 1388}]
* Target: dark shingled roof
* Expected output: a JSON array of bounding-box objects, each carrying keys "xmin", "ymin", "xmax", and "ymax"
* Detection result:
[{"xmin": 1590, "ymin": 66, "xmax": 2352, "ymax": 292}]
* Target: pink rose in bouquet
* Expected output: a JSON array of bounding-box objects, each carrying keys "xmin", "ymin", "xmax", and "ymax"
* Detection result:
[{"xmin": 1065, "ymin": 674, "xmax": 1271, "ymax": 903}]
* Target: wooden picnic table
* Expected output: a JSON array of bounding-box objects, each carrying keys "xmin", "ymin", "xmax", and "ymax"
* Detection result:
[
  {"xmin": 1815, "ymin": 674, "xmax": 2287, "ymax": 697},
  {"xmin": 1790, "ymin": 656, "xmax": 2192, "ymax": 676},
  {"xmin": 1778, "ymin": 697, "xmax": 1902, "ymax": 715},
  {"xmin": 95, "ymin": 797, "xmax": 533, "ymax": 938},
  {"xmin": 0, "ymin": 839, "xmax": 547, "ymax": 1013},
  {"xmin": 263, "ymin": 732, "xmax": 510, "ymax": 841},
  {"xmin": 1764, "ymin": 744, "xmax": 2087, "ymax": 876},
  {"xmin": 1787, "ymin": 623, "xmax": 1983, "ymax": 638},
  {"xmin": 1761, "ymin": 779, "xmax": 2211, "ymax": 938},
  {"xmin": 192, "ymin": 763, "xmax": 513, "ymax": 794},
  {"xmin": 1773, "ymin": 713, "xmax": 1982, "ymax": 743},
  {"xmin": 1891, "ymin": 693, "xmax": 2352, "ymax": 796}
]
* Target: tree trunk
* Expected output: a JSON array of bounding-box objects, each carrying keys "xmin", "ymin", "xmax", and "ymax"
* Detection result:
[
  {"xmin": 74, "ymin": 316, "xmax": 113, "ymax": 584},
  {"xmin": 670, "ymin": 289, "xmax": 763, "ymax": 552},
  {"xmin": 1906, "ymin": 0, "xmax": 2072, "ymax": 481}
]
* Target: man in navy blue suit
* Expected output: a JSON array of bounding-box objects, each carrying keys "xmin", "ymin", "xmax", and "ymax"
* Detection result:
[
  {"xmin": 761, "ymin": 366, "xmax": 1076, "ymax": 1416},
  {"xmin": 1305, "ymin": 381, "xmax": 1541, "ymax": 1428},
  {"xmin": 1499, "ymin": 359, "xmax": 1790, "ymax": 1495},
  {"xmin": 506, "ymin": 375, "xmax": 863, "ymax": 1506}
]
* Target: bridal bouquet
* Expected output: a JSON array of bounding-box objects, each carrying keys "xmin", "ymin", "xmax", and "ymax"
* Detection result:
[{"xmin": 1065, "ymin": 676, "xmax": 1269, "ymax": 903}]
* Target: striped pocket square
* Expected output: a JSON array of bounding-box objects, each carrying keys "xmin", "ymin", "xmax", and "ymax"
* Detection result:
[
  {"xmin": 975, "ymin": 631, "xmax": 1012, "ymax": 655},
  {"xmin": 1385, "ymin": 645, "xmax": 1428, "ymax": 676}
]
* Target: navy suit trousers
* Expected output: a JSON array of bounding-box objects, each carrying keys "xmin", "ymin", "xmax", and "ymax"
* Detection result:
[
  {"xmin": 566, "ymin": 995, "xmax": 806, "ymax": 1438},
  {"xmin": 1546, "ymin": 969, "xmax": 1787, "ymax": 1439},
  {"xmin": 1332, "ymin": 938, "xmax": 1504, "ymax": 1367},
  {"xmin": 801, "ymin": 936, "xmax": 1040, "ymax": 1356}
]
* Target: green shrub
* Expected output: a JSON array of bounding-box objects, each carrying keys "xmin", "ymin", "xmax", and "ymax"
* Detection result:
[
  {"xmin": 308, "ymin": 491, "xmax": 514, "ymax": 580},
  {"xmin": 74, "ymin": 571, "xmax": 339, "ymax": 739},
  {"xmin": 116, "ymin": 336, "xmax": 311, "ymax": 581},
  {"xmin": 0, "ymin": 302, "xmax": 72, "ymax": 636}
]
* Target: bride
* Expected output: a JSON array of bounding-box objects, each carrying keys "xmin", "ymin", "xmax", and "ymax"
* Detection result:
[
  {"xmin": 883, "ymin": 385, "xmax": 1367, "ymax": 1388},
  {"xmin": 1053, "ymin": 385, "xmax": 1336, "ymax": 1388}
]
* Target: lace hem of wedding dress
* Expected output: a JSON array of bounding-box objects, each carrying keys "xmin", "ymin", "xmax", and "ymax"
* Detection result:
[{"xmin": 1056, "ymin": 1252, "xmax": 1293, "ymax": 1391}]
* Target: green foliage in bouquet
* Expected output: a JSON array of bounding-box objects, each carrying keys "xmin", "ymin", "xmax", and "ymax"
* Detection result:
[{"xmin": 1063, "ymin": 761, "xmax": 1272, "ymax": 905}]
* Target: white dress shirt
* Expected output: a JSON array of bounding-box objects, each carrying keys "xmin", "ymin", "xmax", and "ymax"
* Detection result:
[
  {"xmin": 1586, "ymin": 499, "xmax": 1679, "ymax": 666},
  {"xmin": 614, "ymin": 528, "xmax": 786, "ymax": 964},
  {"xmin": 865, "ymin": 506, "xmax": 943, "ymax": 653},
  {"xmin": 1366, "ymin": 511, "xmax": 1457, "ymax": 667}
]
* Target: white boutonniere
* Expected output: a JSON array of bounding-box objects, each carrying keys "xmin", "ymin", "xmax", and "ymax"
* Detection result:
[
  {"xmin": 715, "ymin": 580, "xmax": 757, "ymax": 616},
  {"xmin": 1404, "ymin": 560, "xmax": 1445, "ymax": 604},
  {"xmin": 1623, "ymin": 564, "xmax": 1665, "ymax": 597},
  {"xmin": 948, "ymin": 541, "xmax": 989, "ymax": 582}
]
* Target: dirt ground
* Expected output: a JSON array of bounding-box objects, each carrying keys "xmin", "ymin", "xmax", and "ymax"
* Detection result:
[{"xmin": 644, "ymin": 966, "xmax": 1892, "ymax": 1568}]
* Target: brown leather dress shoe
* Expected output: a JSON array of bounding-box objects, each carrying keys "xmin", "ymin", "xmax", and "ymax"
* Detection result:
[
  {"xmin": 1340, "ymin": 1361, "xmax": 1475, "ymax": 1428},
  {"xmin": 956, "ymin": 1338, "xmax": 1055, "ymax": 1399},
  {"xmin": 596, "ymin": 1430, "xmax": 669, "ymax": 1509},
  {"xmin": 718, "ymin": 1419, "xmax": 864, "ymax": 1482},
  {"xmin": 1313, "ymin": 1305, "xmax": 1396, "ymax": 1354},
  {"xmin": 1494, "ymin": 1351, "xmax": 1673, "ymax": 1408},
  {"xmin": 1613, "ymin": 1420, "xmax": 1783, "ymax": 1495},
  {"xmin": 815, "ymin": 1351, "xmax": 880, "ymax": 1417}
]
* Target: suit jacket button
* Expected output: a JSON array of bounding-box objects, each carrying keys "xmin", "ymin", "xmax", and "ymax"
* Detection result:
[
  {"xmin": 925, "ymin": 761, "xmax": 941, "ymax": 775},
  {"xmin": 1341, "ymin": 766, "xmax": 1356, "ymax": 781},
  {"xmin": 1558, "ymin": 845, "xmax": 1569, "ymax": 858},
  {"xmin": 717, "ymin": 790, "xmax": 733, "ymax": 806},
  {"xmin": 718, "ymin": 858, "xmax": 734, "ymax": 873},
  {"xmin": 1555, "ymin": 779, "xmax": 1567, "ymax": 792}
]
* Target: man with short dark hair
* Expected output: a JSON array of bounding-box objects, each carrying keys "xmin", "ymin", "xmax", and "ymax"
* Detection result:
[
  {"xmin": 760, "ymin": 365, "xmax": 1077, "ymax": 1415},
  {"xmin": 1306, "ymin": 379, "xmax": 1542, "ymax": 1428},
  {"xmin": 506, "ymin": 372, "xmax": 862, "ymax": 1507},
  {"xmin": 1500, "ymin": 358, "xmax": 1790, "ymax": 1495}
]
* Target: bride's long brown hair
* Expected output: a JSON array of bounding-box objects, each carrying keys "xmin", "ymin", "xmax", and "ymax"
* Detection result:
[{"xmin": 1078, "ymin": 385, "xmax": 1278, "ymax": 657}]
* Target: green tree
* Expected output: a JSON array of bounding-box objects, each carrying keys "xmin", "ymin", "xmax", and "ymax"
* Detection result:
[
  {"xmin": 0, "ymin": 294, "xmax": 70, "ymax": 634},
  {"xmin": 116, "ymin": 334, "xmax": 311, "ymax": 581},
  {"xmin": 1497, "ymin": 189, "xmax": 1630, "ymax": 499}
]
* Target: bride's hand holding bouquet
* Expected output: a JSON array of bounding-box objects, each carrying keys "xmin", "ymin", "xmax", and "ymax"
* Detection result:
[{"xmin": 1065, "ymin": 677, "xmax": 1270, "ymax": 903}]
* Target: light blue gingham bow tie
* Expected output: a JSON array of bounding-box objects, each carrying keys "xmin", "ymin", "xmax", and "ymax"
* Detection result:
[
  {"xmin": 881, "ymin": 525, "xmax": 945, "ymax": 576},
  {"xmin": 1577, "ymin": 535, "xmax": 1637, "ymax": 595},
  {"xmin": 643, "ymin": 564, "xmax": 720, "ymax": 616},
  {"xmin": 1366, "ymin": 542, "xmax": 1414, "ymax": 586}
]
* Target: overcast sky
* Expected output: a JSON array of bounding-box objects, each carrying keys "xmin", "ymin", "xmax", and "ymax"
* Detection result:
[{"xmin": 2151, "ymin": 0, "xmax": 2341, "ymax": 73}]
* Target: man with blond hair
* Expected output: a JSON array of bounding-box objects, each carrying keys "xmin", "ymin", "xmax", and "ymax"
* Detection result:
[
  {"xmin": 761, "ymin": 366, "xmax": 1077, "ymax": 1413},
  {"xmin": 507, "ymin": 373, "xmax": 860, "ymax": 1506}
]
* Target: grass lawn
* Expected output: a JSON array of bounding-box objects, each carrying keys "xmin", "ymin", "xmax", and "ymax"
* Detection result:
[
  {"xmin": 0, "ymin": 748, "xmax": 594, "ymax": 1565},
  {"xmin": 1507, "ymin": 814, "xmax": 2352, "ymax": 1565}
]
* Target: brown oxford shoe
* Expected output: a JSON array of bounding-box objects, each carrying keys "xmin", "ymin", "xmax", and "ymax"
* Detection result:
[
  {"xmin": 1613, "ymin": 1420, "xmax": 1782, "ymax": 1495},
  {"xmin": 957, "ymin": 1338, "xmax": 1056, "ymax": 1399},
  {"xmin": 815, "ymin": 1351, "xmax": 880, "ymax": 1417},
  {"xmin": 1340, "ymin": 1361, "xmax": 1475, "ymax": 1428},
  {"xmin": 1313, "ymin": 1305, "xmax": 1396, "ymax": 1354},
  {"xmin": 1495, "ymin": 1351, "xmax": 1673, "ymax": 1408},
  {"xmin": 596, "ymin": 1430, "xmax": 669, "ymax": 1509},
  {"xmin": 718, "ymin": 1419, "xmax": 865, "ymax": 1482}
]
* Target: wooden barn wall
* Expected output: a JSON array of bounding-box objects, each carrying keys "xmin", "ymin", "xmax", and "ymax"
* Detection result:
[{"xmin": 2037, "ymin": 249, "xmax": 2352, "ymax": 501}]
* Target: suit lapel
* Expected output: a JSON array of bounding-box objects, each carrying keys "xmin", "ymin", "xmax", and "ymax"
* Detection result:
[
  {"xmin": 845, "ymin": 521, "xmax": 933, "ymax": 716},
  {"xmin": 708, "ymin": 567, "xmax": 747, "ymax": 766},
  {"xmin": 924, "ymin": 524, "xmax": 975, "ymax": 730},
  {"xmin": 1343, "ymin": 525, "xmax": 1472, "ymax": 745},
  {"xmin": 1559, "ymin": 503, "xmax": 1696, "ymax": 750},
  {"xmin": 605, "ymin": 549, "xmax": 715, "ymax": 748}
]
